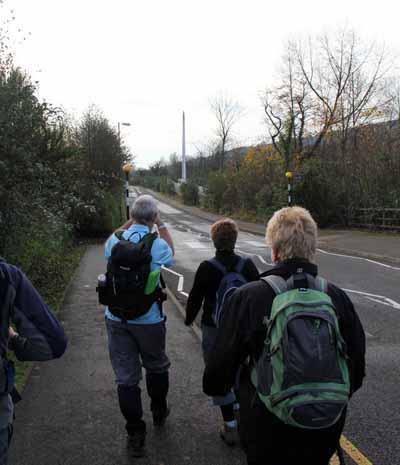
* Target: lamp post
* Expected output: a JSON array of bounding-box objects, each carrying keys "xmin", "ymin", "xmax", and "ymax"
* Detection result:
[
  {"xmin": 118, "ymin": 122, "xmax": 131, "ymax": 148},
  {"xmin": 285, "ymin": 171, "xmax": 293, "ymax": 206},
  {"xmin": 122, "ymin": 163, "xmax": 133, "ymax": 220}
]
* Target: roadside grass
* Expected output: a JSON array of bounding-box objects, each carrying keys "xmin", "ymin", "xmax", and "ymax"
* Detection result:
[{"xmin": 12, "ymin": 242, "xmax": 87, "ymax": 392}]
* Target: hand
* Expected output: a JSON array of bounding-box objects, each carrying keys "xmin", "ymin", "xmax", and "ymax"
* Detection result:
[
  {"xmin": 154, "ymin": 213, "xmax": 162, "ymax": 226},
  {"xmin": 9, "ymin": 327, "xmax": 17, "ymax": 338}
]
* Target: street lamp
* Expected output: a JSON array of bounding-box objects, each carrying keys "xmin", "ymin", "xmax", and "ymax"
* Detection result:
[
  {"xmin": 285, "ymin": 171, "xmax": 293, "ymax": 206},
  {"xmin": 118, "ymin": 122, "xmax": 131, "ymax": 145},
  {"xmin": 122, "ymin": 163, "xmax": 133, "ymax": 220}
]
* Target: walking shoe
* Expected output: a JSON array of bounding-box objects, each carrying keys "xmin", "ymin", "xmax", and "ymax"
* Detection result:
[
  {"xmin": 152, "ymin": 406, "xmax": 170, "ymax": 427},
  {"xmin": 127, "ymin": 431, "xmax": 146, "ymax": 457},
  {"xmin": 220, "ymin": 423, "xmax": 239, "ymax": 446}
]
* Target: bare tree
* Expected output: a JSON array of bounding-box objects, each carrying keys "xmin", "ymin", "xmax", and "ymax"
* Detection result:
[
  {"xmin": 210, "ymin": 93, "xmax": 243, "ymax": 169},
  {"xmin": 263, "ymin": 29, "xmax": 388, "ymax": 168},
  {"xmin": 263, "ymin": 45, "xmax": 309, "ymax": 169}
]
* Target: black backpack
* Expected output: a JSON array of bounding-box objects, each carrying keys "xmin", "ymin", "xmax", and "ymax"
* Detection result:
[{"xmin": 97, "ymin": 231, "xmax": 166, "ymax": 320}]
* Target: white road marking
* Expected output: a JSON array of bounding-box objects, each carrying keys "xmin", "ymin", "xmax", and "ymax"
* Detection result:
[
  {"xmin": 343, "ymin": 288, "xmax": 400, "ymax": 310},
  {"xmin": 317, "ymin": 248, "xmax": 400, "ymax": 271},
  {"xmin": 236, "ymin": 248, "xmax": 272, "ymax": 266},
  {"xmin": 184, "ymin": 241, "xmax": 212, "ymax": 249},
  {"xmin": 242, "ymin": 240, "xmax": 268, "ymax": 248},
  {"xmin": 162, "ymin": 267, "xmax": 185, "ymax": 292},
  {"xmin": 156, "ymin": 202, "xmax": 183, "ymax": 215}
]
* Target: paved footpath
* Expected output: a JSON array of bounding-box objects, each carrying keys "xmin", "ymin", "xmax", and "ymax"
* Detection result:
[{"xmin": 10, "ymin": 245, "xmax": 245, "ymax": 465}]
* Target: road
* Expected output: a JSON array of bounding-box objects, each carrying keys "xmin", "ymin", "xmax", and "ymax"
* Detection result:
[{"xmin": 131, "ymin": 187, "xmax": 400, "ymax": 465}]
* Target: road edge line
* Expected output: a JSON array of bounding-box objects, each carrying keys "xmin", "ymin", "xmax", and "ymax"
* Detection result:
[{"xmin": 166, "ymin": 287, "xmax": 202, "ymax": 341}]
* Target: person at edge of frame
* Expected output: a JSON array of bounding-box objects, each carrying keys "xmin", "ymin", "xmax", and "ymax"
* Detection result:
[
  {"xmin": 185, "ymin": 218, "xmax": 259, "ymax": 446},
  {"xmin": 203, "ymin": 206, "xmax": 366, "ymax": 465},
  {"xmin": 104, "ymin": 194, "xmax": 174, "ymax": 458},
  {"xmin": 0, "ymin": 259, "xmax": 67, "ymax": 465}
]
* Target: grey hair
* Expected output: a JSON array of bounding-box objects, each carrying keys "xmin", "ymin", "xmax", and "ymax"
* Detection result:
[{"xmin": 130, "ymin": 195, "xmax": 158, "ymax": 224}]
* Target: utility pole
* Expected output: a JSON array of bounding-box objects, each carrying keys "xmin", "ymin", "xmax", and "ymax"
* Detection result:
[
  {"xmin": 285, "ymin": 171, "xmax": 293, "ymax": 206},
  {"xmin": 182, "ymin": 111, "xmax": 187, "ymax": 182}
]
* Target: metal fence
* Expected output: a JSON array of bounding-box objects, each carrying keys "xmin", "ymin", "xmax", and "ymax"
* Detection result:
[{"xmin": 348, "ymin": 208, "xmax": 400, "ymax": 231}]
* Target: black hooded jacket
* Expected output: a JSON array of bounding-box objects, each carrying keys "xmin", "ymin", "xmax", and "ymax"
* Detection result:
[
  {"xmin": 203, "ymin": 258, "xmax": 366, "ymax": 464},
  {"xmin": 185, "ymin": 250, "xmax": 259, "ymax": 327},
  {"xmin": 203, "ymin": 258, "xmax": 366, "ymax": 396}
]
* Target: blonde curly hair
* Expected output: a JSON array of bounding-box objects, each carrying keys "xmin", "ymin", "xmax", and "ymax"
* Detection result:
[{"xmin": 266, "ymin": 207, "xmax": 317, "ymax": 262}]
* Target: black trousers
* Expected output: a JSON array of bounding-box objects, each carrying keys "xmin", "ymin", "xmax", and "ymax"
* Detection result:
[
  {"xmin": 117, "ymin": 372, "xmax": 169, "ymax": 434},
  {"xmin": 238, "ymin": 366, "xmax": 344, "ymax": 465}
]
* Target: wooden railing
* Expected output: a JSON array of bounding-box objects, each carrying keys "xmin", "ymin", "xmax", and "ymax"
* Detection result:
[{"xmin": 348, "ymin": 208, "xmax": 400, "ymax": 231}]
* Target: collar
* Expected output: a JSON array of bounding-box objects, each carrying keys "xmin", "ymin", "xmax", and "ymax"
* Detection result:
[
  {"xmin": 126, "ymin": 224, "xmax": 150, "ymax": 233},
  {"xmin": 261, "ymin": 258, "xmax": 318, "ymax": 279},
  {"xmin": 216, "ymin": 249, "xmax": 235, "ymax": 258}
]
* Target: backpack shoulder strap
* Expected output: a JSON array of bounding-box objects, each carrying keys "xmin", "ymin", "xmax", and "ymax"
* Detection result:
[
  {"xmin": 114, "ymin": 230, "xmax": 125, "ymax": 240},
  {"xmin": 261, "ymin": 275, "xmax": 288, "ymax": 295},
  {"xmin": 138, "ymin": 232, "xmax": 158, "ymax": 254},
  {"xmin": 315, "ymin": 276, "xmax": 328, "ymax": 293},
  {"xmin": 140, "ymin": 232, "xmax": 157, "ymax": 245},
  {"xmin": 235, "ymin": 257, "xmax": 246, "ymax": 274},
  {"xmin": 208, "ymin": 258, "xmax": 227, "ymax": 275}
]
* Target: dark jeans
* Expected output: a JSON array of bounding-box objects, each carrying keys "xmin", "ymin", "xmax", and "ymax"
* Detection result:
[
  {"xmin": 106, "ymin": 318, "xmax": 170, "ymax": 435},
  {"xmin": 238, "ymin": 365, "xmax": 344, "ymax": 465},
  {"xmin": 0, "ymin": 395, "xmax": 13, "ymax": 465},
  {"xmin": 201, "ymin": 325, "xmax": 236, "ymax": 406}
]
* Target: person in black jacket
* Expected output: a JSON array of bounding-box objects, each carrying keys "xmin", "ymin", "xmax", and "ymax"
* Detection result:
[
  {"xmin": 185, "ymin": 218, "xmax": 259, "ymax": 446},
  {"xmin": 203, "ymin": 207, "xmax": 366, "ymax": 465}
]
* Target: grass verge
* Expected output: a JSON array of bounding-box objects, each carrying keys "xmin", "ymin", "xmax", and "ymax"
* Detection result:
[{"xmin": 12, "ymin": 242, "xmax": 87, "ymax": 392}]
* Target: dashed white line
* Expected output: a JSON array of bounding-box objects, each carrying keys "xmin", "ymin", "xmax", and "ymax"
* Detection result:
[
  {"xmin": 317, "ymin": 248, "xmax": 400, "ymax": 271},
  {"xmin": 241, "ymin": 240, "xmax": 268, "ymax": 248},
  {"xmin": 184, "ymin": 241, "xmax": 212, "ymax": 249},
  {"xmin": 343, "ymin": 288, "xmax": 400, "ymax": 310}
]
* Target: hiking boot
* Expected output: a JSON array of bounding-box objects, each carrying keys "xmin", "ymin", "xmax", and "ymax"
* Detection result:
[
  {"xmin": 220, "ymin": 424, "xmax": 239, "ymax": 446},
  {"xmin": 152, "ymin": 406, "xmax": 170, "ymax": 427},
  {"xmin": 127, "ymin": 431, "xmax": 146, "ymax": 457}
]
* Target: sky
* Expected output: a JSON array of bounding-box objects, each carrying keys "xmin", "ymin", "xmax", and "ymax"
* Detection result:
[{"xmin": 4, "ymin": 0, "xmax": 400, "ymax": 168}]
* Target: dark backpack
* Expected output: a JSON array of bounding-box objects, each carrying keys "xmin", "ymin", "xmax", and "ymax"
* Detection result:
[
  {"xmin": 208, "ymin": 257, "xmax": 248, "ymax": 327},
  {"xmin": 252, "ymin": 273, "xmax": 350, "ymax": 430},
  {"xmin": 97, "ymin": 231, "xmax": 166, "ymax": 320}
]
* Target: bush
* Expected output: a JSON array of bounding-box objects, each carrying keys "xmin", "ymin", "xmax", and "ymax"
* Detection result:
[
  {"xmin": 180, "ymin": 182, "xmax": 199, "ymax": 206},
  {"xmin": 69, "ymin": 188, "xmax": 124, "ymax": 237},
  {"xmin": 203, "ymin": 172, "xmax": 227, "ymax": 212},
  {"xmin": 160, "ymin": 176, "xmax": 176, "ymax": 196},
  {"xmin": 295, "ymin": 159, "xmax": 342, "ymax": 227}
]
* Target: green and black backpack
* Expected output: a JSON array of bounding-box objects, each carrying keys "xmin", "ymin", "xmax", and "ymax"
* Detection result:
[
  {"xmin": 251, "ymin": 272, "xmax": 350, "ymax": 430},
  {"xmin": 97, "ymin": 231, "xmax": 166, "ymax": 320}
]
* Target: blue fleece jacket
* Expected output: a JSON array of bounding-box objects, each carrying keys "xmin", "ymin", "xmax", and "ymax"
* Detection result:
[{"xmin": 0, "ymin": 261, "xmax": 67, "ymax": 361}]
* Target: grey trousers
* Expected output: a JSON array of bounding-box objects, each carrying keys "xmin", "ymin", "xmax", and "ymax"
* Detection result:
[
  {"xmin": 201, "ymin": 324, "xmax": 236, "ymax": 406},
  {"xmin": 106, "ymin": 318, "xmax": 170, "ymax": 386},
  {"xmin": 0, "ymin": 395, "xmax": 13, "ymax": 465},
  {"xmin": 106, "ymin": 318, "xmax": 171, "ymax": 434}
]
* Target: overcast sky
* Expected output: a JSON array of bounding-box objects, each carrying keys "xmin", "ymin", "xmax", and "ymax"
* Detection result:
[{"xmin": 6, "ymin": 0, "xmax": 400, "ymax": 167}]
